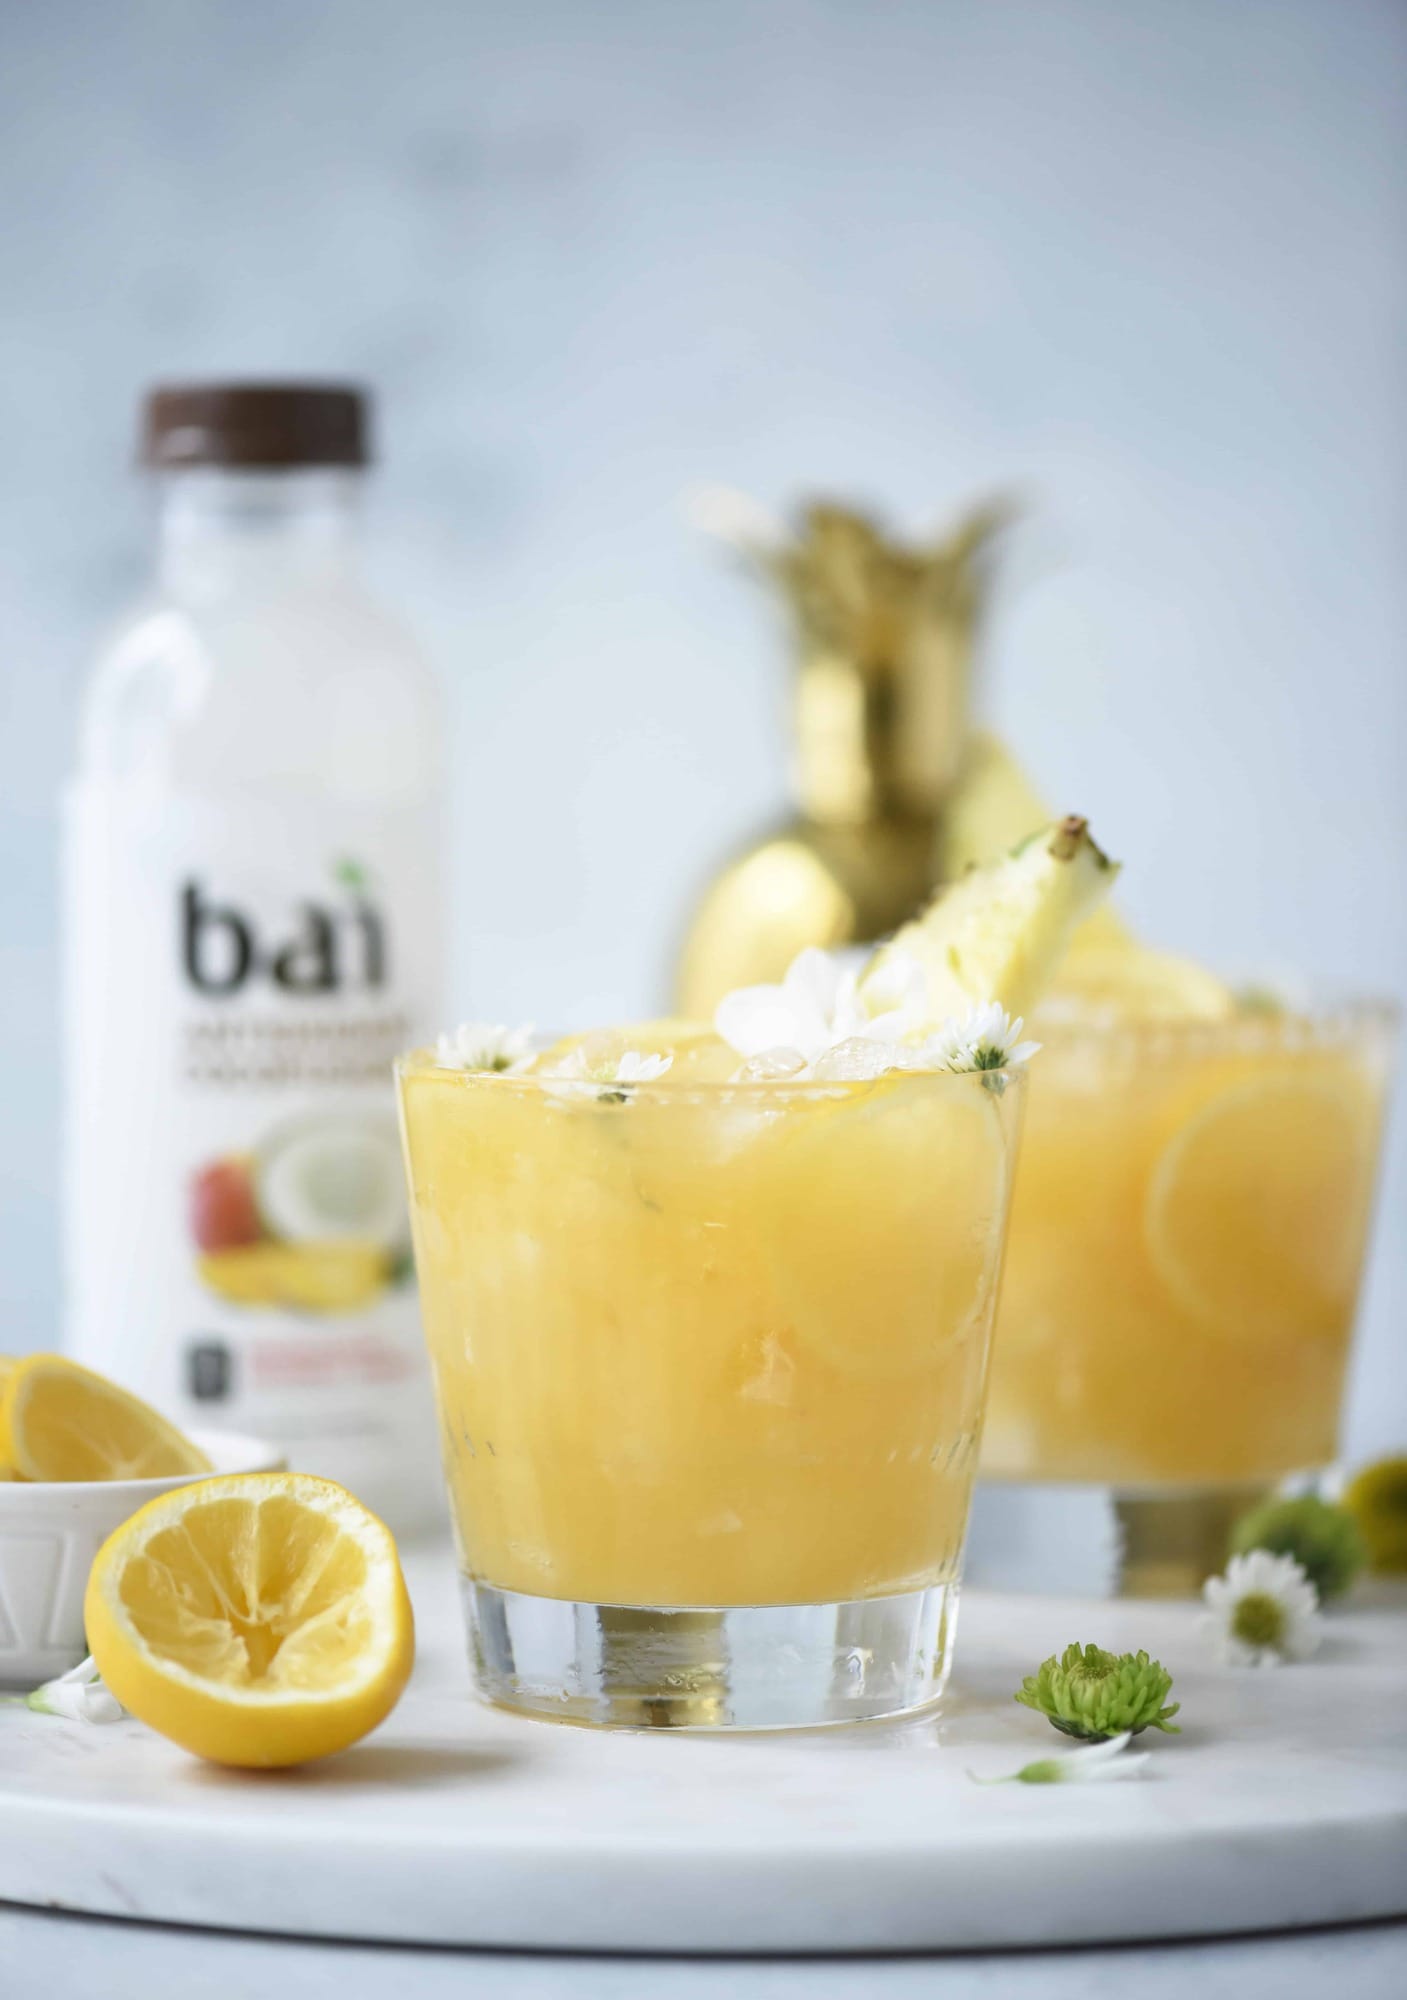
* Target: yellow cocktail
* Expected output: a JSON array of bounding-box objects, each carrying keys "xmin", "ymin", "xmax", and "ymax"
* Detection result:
[
  {"xmin": 981, "ymin": 1004, "xmax": 1395, "ymax": 1581},
  {"xmin": 398, "ymin": 1045, "xmax": 1024, "ymax": 1725}
]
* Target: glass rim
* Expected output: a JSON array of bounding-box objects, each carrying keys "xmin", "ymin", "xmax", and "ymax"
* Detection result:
[
  {"xmin": 394, "ymin": 1046, "xmax": 1030, "ymax": 1102},
  {"xmin": 1031, "ymin": 993, "xmax": 1399, "ymax": 1057}
]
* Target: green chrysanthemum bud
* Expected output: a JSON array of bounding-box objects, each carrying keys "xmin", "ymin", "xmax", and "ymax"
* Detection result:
[
  {"xmin": 1015, "ymin": 1642, "xmax": 1180, "ymax": 1741},
  {"xmin": 1229, "ymin": 1494, "xmax": 1366, "ymax": 1602}
]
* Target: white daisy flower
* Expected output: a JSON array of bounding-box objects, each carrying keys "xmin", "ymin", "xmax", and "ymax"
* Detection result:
[
  {"xmin": 1202, "ymin": 1549, "xmax": 1322, "ymax": 1667},
  {"xmin": 609, "ymin": 1050, "xmax": 673, "ymax": 1087},
  {"xmin": 922, "ymin": 1002, "xmax": 1041, "ymax": 1076},
  {"xmin": 970, "ymin": 1730, "xmax": 1151, "ymax": 1786},
  {"xmin": 715, "ymin": 946, "xmax": 928, "ymax": 1077},
  {"xmin": 542, "ymin": 1046, "xmax": 674, "ymax": 1098},
  {"xmin": 24, "ymin": 1656, "xmax": 123, "ymax": 1724},
  {"xmin": 435, "ymin": 1021, "xmax": 535, "ymax": 1074}
]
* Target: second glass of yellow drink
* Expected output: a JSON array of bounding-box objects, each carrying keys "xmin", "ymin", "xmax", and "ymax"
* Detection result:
[{"xmin": 978, "ymin": 992, "xmax": 1396, "ymax": 1593}]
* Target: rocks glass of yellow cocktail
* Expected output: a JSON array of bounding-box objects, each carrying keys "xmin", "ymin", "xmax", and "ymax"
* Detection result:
[
  {"xmin": 979, "ymin": 994, "xmax": 1396, "ymax": 1593},
  {"xmin": 398, "ymin": 1044, "xmax": 1023, "ymax": 1727}
]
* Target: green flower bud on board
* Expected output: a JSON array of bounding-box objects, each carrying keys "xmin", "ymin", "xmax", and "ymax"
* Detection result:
[
  {"xmin": 1229, "ymin": 1494, "xmax": 1366, "ymax": 1602},
  {"xmin": 1015, "ymin": 1642, "xmax": 1181, "ymax": 1741}
]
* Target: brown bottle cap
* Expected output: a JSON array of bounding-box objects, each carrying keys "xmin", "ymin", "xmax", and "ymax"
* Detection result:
[{"xmin": 141, "ymin": 382, "xmax": 369, "ymax": 469}]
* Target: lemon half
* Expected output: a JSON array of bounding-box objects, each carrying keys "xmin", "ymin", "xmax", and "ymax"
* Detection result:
[
  {"xmin": 0, "ymin": 1354, "xmax": 210, "ymax": 1482},
  {"xmin": 0, "ymin": 1354, "xmax": 16, "ymax": 1478},
  {"xmin": 86, "ymin": 1472, "xmax": 414, "ymax": 1767}
]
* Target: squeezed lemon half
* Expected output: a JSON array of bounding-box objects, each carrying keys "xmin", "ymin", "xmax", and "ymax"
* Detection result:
[
  {"xmin": 86, "ymin": 1472, "xmax": 414, "ymax": 1767},
  {"xmin": 0, "ymin": 1354, "xmax": 211, "ymax": 1482},
  {"xmin": 0, "ymin": 1354, "xmax": 17, "ymax": 1476}
]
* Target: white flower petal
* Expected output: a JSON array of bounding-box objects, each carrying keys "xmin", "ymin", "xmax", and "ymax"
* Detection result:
[
  {"xmin": 716, "ymin": 947, "xmax": 932, "ymax": 1070},
  {"xmin": 1065, "ymin": 1729, "xmax": 1135, "ymax": 1765},
  {"xmin": 859, "ymin": 948, "xmax": 928, "ymax": 1026},
  {"xmin": 715, "ymin": 985, "xmax": 810, "ymax": 1060},
  {"xmin": 436, "ymin": 1021, "xmax": 535, "ymax": 1073},
  {"xmin": 971, "ymin": 1729, "xmax": 1151, "ymax": 1786},
  {"xmin": 711, "ymin": 950, "xmax": 1044, "ymax": 1082},
  {"xmin": 541, "ymin": 1046, "xmax": 673, "ymax": 1096},
  {"xmin": 783, "ymin": 946, "xmax": 846, "ymax": 1021},
  {"xmin": 1083, "ymin": 1751, "xmax": 1153, "ymax": 1780},
  {"xmin": 915, "ymin": 1003, "xmax": 1040, "ymax": 1076},
  {"xmin": 613, "ymin": 1051, "xmax": 673, "ymax": 1086},
  {"xmin": 25, "ymin": 1657, "xmax": 124, "ymax": 1724}
]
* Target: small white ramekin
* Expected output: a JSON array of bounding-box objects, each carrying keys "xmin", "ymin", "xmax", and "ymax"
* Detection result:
[{"xmin": 0, "ymin": 1430, "xmax": 283, "ymax": 1686}]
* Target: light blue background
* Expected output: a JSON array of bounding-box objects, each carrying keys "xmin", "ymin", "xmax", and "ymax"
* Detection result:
[{"xmin": 1, "ymin": 0, "xmax": 1403, "ymax": 1453}]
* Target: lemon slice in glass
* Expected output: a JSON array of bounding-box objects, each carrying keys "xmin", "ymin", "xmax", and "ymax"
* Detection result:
[
  {"xmin": 86, "ymin": 1471, "xmax": 414, "ymax": 1766},
  {"xmin": 1144, "ymin": 1074, "xmax": 1379, "ymax": 1344},
  {"xmin": 0, "ymin": 1354, "xmax": 211, "ymax": 1482}
]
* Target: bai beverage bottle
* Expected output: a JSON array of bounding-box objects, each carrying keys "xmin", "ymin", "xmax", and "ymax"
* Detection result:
[{"xmin": 65, "ymin": 383, "xmax": 445, "ymax": 1532}]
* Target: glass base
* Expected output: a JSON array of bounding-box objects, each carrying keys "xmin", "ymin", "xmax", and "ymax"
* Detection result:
[
  {"xmin": 461, "ymin": 1578, "xmax": 961, "ymax": 1730},
  {"xmin": 964, "ymin": 1478, "xmax": 1278, "ymax": 1598}
]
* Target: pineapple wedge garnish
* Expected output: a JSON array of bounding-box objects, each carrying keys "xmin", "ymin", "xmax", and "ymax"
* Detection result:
[
  {"xmin": 942, "ymin": 734, "xmax": 1135, "ymax": 954},
  {"xmin": 937, "ymin": 740, "xmax": 1235, "ymax": 1023},
  {"xmin": 860, "ymin": 815, "xmax": 1119, "ymax": 1028}
]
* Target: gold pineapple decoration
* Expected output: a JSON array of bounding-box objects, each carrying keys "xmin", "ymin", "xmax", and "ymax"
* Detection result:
[{"xmin": 674, "ymin": 496, "xmax": 1009, "ymax": 1016}]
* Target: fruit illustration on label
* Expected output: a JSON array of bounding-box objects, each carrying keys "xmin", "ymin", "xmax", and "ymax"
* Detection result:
[
  {"xmin": 190, "ymin": 1157, "xmax": 263, "ymax": 1253},
  {"xmin": 190, "ymin": 1113, "xmax": 408, "ymax": 1315}
]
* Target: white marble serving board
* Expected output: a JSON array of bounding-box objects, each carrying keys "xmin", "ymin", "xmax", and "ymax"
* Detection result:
[{"xmin": 3, "ymin": 1548, "xmax": 1404, "ymax": 1955}]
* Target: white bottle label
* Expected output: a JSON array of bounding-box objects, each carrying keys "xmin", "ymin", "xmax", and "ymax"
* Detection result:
[{"xmin": 64, "ymin": 785, "xmax": 443, "ymax": 1528}]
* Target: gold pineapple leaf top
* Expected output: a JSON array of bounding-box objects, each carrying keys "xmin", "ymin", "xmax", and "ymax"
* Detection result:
[{"xmin": 762, "ymin": 498, "xmax": 1012, "ymax": 669}]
